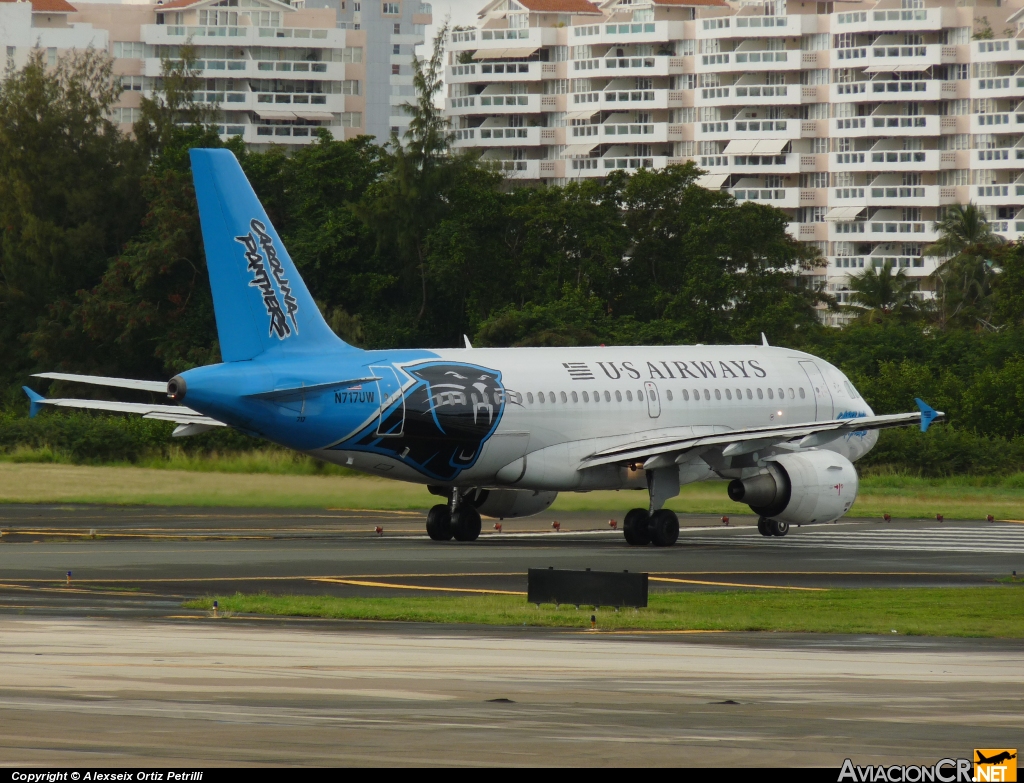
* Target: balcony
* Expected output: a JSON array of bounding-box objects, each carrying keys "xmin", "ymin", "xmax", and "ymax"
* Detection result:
[
  {"xmin": 696, "ymin": 84, "xmax": 796, "ymax": 107},
  {"xmin": 975, "ymin": 184, "xmax": 1021, "ymax": 205},
  {"xmin": 732, "ymin": 14, "xmax": 812, "ymax": 36},
  {"xmin": 830, "ymin": 82, "xmax": 868, "ymax": 103},
  {"xmin": 600, "ymin": 122, "xmax": 676, "ymax": 144},
  {"xmin": 730, "ymin": 187, "xmax": 799, "ymax": 209},
  {"xmin": 700, "ymin": 49, "xmax": 794, "ymax": 73},
  {"xmin": 865, "ymin": 43, "xmax": 942, "ymax": 69},
  {"xmin": 975, "ymin": 148, "xmax": 1022, "ymax": 170},
  {"xmin": 856, "ymin": 221, "xmax": 938, "ymax": 242},
  {"xmin": 868, "ymin": 80, "xmax": 941, "ymax": 101},
  {"xmin": 728, "ymin": 153, "xmax": 799, "ymax": 174},
  {"xmin": 450, "ymin": 26, "xmax": 556, "ymax": 54},
  {"xmin": 571, "ymin": 55, "xmax": 684, "ymax": 79},
  {"xmin": 864, "ymin": 185, "xmax": 940, "ymax": 207},
  {"xmin": 970, "ymin": 113, "xmax": 1017, "ymax": 134},
  {"xmin": 452, "ymin": 126, "xmax": 542, "ymax": 147},
  {"xmin": 598, "ymin": 88, "xmax": 679, "ymax": 110},
  {"xmin": 829, "ymin": 115, "xmax": 940, "ymax": 138},
  {"xmin": 448, "ymin": 93, "xmax": 541, "ymax": 115},
  {"xmin": 447, "ymin": 61, "xmax": 543, "ymax": 83},
  {"xmin": 867, "ymin": 149, "xmax": 940, "ymax": 172},
  {"xmin": 972, "ymin": 39, "xmax": 1024, "ymax": 64},
  {"xmin": 732, "ymin": 118, "xmax": 800, "ymax": 139},
  {"xmin": 968, "ymin": 76, "xmax": 1023, "ymax": 100},
  {"xmin": 833, "ymin": 7, "xmax": 941, "ymax": 34}
]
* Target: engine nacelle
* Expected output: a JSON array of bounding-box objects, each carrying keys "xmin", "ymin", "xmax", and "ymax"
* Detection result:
[
  {"xmin": 727, "ymin": 451, "xmax": 858, "ymax": 525},
  {"xmin": 473, "ymin": 488, "xmax": 558, "ymax": 519}
]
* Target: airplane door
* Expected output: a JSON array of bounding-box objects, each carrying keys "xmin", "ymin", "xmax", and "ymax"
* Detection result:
[
  {"xmin": 644, "ymin": 381, "xmax": 661, "ymax": 418},
  {"xmin": 369, "ymin": 365, "xmax": 405, "ymax": 437},
  {"xmin": 799, "ymin": 360, "xmax": 834, "ymax": 421}
]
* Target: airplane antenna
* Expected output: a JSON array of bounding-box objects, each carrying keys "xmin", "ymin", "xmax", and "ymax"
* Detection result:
[
  {"xmin": 761, "ymin": 332, "xmax": 769, "ymax": 347},
  {"xmin": 463, "ymin": 334, "xmax": 473, "ymax": 349}
]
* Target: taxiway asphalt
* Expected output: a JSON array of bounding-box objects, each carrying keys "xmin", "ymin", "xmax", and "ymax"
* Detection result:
[{"xmin": 1, "ymin": 504, "xmax": 1022, "ymax": 765}]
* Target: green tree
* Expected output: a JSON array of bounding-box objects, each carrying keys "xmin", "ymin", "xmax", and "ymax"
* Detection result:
[
  {"xmin": 844, "ymin": 261, "xmax": 921, "ymax": 323},
  {"xmin": 927, "ymin": 203, "xmax": 1004, "ymax": 328},
  {"xmin": 0, "ymin": 48, "xmax": 144, "ymax": 392},
  {"xmin": 992, "ymin": 241, "xmax": 1024, "ymax": 326}
]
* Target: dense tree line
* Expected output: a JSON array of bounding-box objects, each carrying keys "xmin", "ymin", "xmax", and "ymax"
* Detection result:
[{"xmin": 2, "ymin": 44, "xmax": 1024, "ymax": 473}]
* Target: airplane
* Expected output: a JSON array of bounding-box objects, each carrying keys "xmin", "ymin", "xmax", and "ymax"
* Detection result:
[
  {"xmin": 21, "ymin": 149, "xmax": 944, "ymax": 547},
  {"xmin": 976, "ymin": 752, "xmax": 1017, "ymax": 765}
]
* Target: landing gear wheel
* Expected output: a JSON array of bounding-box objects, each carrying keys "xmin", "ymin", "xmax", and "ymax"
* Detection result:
[
  {"xmin": 426, "ymin": 504, "xmax": 453, "ymax": 541},
  {"xmin": 649, "ymin": 509, "xmax": 679, "ymax": 547},
  {"xmin": 757, "ymin": 517, "xmax": 772, "ymax": 537},
  {"xmin": 769, "ymin": 519, "xmax": 790, "ymax": 537},
  {"xmin": 451, "ymin": 506, "xmax": 482, "ymax": 542},
  {"xmin": 623, "ymin": 508, "xmax": 651, "ymax": 546}
]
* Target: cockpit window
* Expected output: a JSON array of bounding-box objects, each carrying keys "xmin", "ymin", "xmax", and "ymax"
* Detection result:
[{"xmin": 844, "ymin": 380, "xmax": 860, "ymax": 399}]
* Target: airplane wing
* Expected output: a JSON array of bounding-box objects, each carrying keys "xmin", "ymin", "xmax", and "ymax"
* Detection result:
[
  {"xmin": 22, "ymin": 386, "xmax": 226, "ymax": 436},
  {"xmin": 581, "ymin": 400, "xmax": 943, "ymax": 470}
]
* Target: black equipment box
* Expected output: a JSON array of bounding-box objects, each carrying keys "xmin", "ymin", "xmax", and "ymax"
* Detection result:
[{"xmin": 527, "ymin": 568, "xmax": 648, "ymax": 608}]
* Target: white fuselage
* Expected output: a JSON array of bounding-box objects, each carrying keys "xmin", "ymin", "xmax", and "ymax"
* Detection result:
[{"xmin": 314, "ymin": 344, "xmax": 877, "ymax": 491}]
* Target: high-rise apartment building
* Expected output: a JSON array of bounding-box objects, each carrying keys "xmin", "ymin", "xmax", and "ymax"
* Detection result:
[
  {"xmin": 446, "ymin": 0, "xmax": 1024, "ymax": 323},
  {"xmin": 0, "ymin": 0, "xmax": 432, "ymax": 147}
]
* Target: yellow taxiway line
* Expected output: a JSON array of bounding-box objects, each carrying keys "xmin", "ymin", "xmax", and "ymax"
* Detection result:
[
  {"xmin": 649, "ymin": 576, "xmax": 825, "ymax": 591},
  {"xmin": 309, "ymin": 577, "xmax": 527, "ymax": 596}
]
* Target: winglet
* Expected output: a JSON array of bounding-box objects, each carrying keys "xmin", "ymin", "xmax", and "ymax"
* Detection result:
[
  {"xmin": 761, "ymin": 332, "xmax": 769, "ymax": 347},
  {"xmin": 22, "ymin": 387, "xmax": 45, "ymax": 418},
  {"xmin": 914, "ymin": 398, "xmax": 938, "ymax": 432},
  {"xmin": 463, "ymin": 334, "xmax": 473, "ymax": 349}
]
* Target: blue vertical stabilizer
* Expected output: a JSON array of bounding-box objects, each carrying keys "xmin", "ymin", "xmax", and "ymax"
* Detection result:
[{"xmin": 189, "ymin": 148, "xmax": 348, "ymax": 362}]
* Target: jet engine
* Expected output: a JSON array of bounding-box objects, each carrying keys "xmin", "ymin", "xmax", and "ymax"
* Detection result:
[
  {"xmin": 726, "ymin": 451, "xmax": 858, "ymax": 525},
  {"xmin": 473, "ymin": 489, "xmax": 558, "ymax": 519}
]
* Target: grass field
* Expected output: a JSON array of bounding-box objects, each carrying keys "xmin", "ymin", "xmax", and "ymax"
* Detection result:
[
  {"xmin": 0, "ymin": 461, "xmax": 1020, "ymax": 519},
  {"xmin": 184, "ymin": 587, "xmax": 1024, "ymax": 638}
]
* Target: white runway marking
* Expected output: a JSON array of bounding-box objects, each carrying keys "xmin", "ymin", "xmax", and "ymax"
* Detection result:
[{"xmin": 681, "ymin": 525, "xmax": 1024, "ymax": 554}]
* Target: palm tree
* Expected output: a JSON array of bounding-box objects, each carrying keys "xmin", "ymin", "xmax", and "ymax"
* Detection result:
[
  {"xmin": 844, "ymin": 261, "xmax": 920, "ymax": 322},
  {"xmin": 926, "ymin": 203, "xmax": 1004, "ymax": 328}
]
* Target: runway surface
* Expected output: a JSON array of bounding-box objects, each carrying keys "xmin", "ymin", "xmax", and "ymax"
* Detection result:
[{"xmin": 1, "ymin": 504, "xmax": 1022, "ymax": 765}]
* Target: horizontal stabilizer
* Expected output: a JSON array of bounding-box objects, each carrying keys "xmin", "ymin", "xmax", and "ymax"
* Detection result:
[
  {"xmin": 915, "ymin": 398, "xmax": 939, "ymax": 432},
  {"xmin": 22, "ymin": 387, "xmax": 45, "ymax": 418},
  {"xmin": 245, "ymin": 376, "xmax": 380, "ymax": 401},
  {"xmin": 32, "ymin": 372, "xmax": 167, "ymax": 394},
  {"xmin": 22, "ymin": 392, "xmax": 224, "ymax": 427}
]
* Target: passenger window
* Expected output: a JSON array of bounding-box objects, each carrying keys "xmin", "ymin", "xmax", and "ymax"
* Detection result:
[
  {"xmin": 537, "ymin": 391, "xmax": 544, "ymax": 403},
  {"xmin": 757, "ymin": 388, "xmax": 763, "ymax": 400},
  {"xmin": 714, "ymin": 389, "xmax": 721, "ymax": 401},
  {"xmin": 778, "ymin": 388, "xmax": 784, "ymax": 399},
  {"xmin": 703, "ymin": 389, "xmax": 710, "ymax": 401},
  {"xmin": 682, "ymin": 389, "xmax": 689, "ymax": 401},
  {"xmin": 615, "ymin": 390, "xmax": 622, "ymax": 402},
  {"xmin": 735, "ymin": 389, "xmax": 742, "ymax": 399},
  {"xmin": 767, "ymin": 388, "xmax": 773, "ymax": 400},
  {"xmin": 571, "ymin": 391, "xmax": 578, "ymax": 403},
  {"xmin": 745, "ymin": 389, "xmax": 752, "ymax": 399},
  {"xmin": 560, "ymin": 391, "xmax": 567, "ymax": 403},
  {"xmin": 799, "ymin": 387, "xmax": 806, "ymax": 399},
  {"xmin": 638, "ymin": 390, "xmax": 644, "ymax": 401},
  {"xmin": 666, "ymin": 390, "xmax": 673, "ymax": 401},
  {"xmin": 626, "ymin": 390, "xmax": 633, "ymax": 402},
  {"xmin": 788, "ymin": 388, "xmax": 795, "ymax": 399},
  {"xmin": 549, "ymin": 392, "xmax": 556, "ymax": 403},
  {"xmin": 725, "ymin": 389, "xmax": 732, "ymax": 400},
  {"xmin": 527, "ymin": 392, "xmax": 534, "ymax": 404},
  {"xmin": 604, "ymin": 391, "xmax": 611, "ymax": 402},
  {"xmin": 581, "ymin": 391, "xmax": 588, "ymax": 402}
]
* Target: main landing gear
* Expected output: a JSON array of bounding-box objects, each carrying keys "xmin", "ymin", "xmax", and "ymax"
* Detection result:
[
  {"xmin": 623, "ymin": 508, "xmax": 679, "ymax": 547},
  {"xmin": 757, "ymin": 516, "xmax": 789, "ymax": 537},
  {"xmin": 425, "ymin": 490, "xmax": 482, "ymax": 542},
  {"xmin": 623, "ymin": 466, "xmax": 682, "ymax": 547}
]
